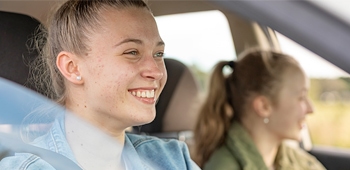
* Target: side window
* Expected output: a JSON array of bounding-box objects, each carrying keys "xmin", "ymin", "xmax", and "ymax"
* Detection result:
[
  {"xmin": 276, "ymin": 32, "xmax": 350, "ymax": 149},
  {"xmin": 155, "ymin": 10, "xmax": 235, "ymax": 92},
  {"xmin": 155, "ymin": 10, "xmax": 350, "ymax": 151}
]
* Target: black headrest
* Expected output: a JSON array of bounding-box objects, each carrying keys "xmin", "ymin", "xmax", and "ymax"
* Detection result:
[
  {"xmin": 0, "ymin": 11, "xmax": 41, "ymax": 92},
  {"xmin": 137, "ymin": 58, "xmax": 187, "ymax": 133}
]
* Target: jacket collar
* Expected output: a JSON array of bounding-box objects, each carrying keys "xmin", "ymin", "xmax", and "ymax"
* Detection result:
[{"xmin": 226, "ymin": 121, "xmax": 269, "ymax": 170}]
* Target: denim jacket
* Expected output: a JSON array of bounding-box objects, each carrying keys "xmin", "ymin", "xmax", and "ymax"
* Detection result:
[{"xmin": 0, "ymin": 114, "xmax": 200, "ymax": 170}]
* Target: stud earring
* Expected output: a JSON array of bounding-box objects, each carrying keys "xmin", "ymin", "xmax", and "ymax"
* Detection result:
[
  {"xmin": 76, "ymin": 76, "xmax": 81, "ymax": 81},
  {"xmin": 263, "ymin": 118, "xmax": 269, "ymax": 124}
]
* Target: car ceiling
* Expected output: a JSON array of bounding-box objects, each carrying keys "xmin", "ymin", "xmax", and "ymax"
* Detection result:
[
  {"xmin": 1, "ymin": 0, "xmax": 349, "ymax": 74},
  {"xmin": 211, "ymin": 0, "xmax": 350, "ymax": 74},
  {"xmin": 0, "ymin": 0, "xmax": 220, "ymax": 23}
]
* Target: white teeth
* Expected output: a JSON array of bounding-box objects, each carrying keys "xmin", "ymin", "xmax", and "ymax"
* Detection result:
[
  {"xmin": 137, "ymin": 91, "xmax": 141, "ymax": 97},
  {"xmin": 130, "ymin": 90, "xmax": 155, "ymax": 98}
]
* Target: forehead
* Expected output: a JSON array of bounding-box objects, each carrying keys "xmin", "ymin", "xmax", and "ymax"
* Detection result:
[
  {"xmin": 97, "ymin": 7, "xmax": 159, "ymax": 37},
  {"xmin": 83, "ymin": 6, "xmax": 162, "ymax": 52}
]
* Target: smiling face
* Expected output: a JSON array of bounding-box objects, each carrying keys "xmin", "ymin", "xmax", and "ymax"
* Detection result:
[
  {"xmin": 72, "ymin": 7, "xmax": 167, "ymax": 133},
  {"xmin": 268, "ymin": 68, "xmax": 313, "ymax": 141}
]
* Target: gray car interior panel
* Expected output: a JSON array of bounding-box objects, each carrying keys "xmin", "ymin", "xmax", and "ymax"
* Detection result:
[{"xmin": 211, "ymin": 0, "xmax": 350, "ymax": 74}]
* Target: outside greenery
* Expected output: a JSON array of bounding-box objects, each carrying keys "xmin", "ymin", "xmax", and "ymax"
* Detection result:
[{"xmin": 307, "ymin": 78, "xmax": 350, "ymax": 148}]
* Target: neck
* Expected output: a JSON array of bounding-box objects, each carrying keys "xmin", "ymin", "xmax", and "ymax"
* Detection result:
[
  {"xmin": 65, "ymin": 113, "xmax": 124, "ymax": 170},
  {"xmin": 255, "ymin": 138, "xmax": 279, "ymax": 169},
  {"xmin": 241, "ymin": 119, "xmax": 280, "ymax": 169},
  {"xmin": 65, "ymin": 98, "xmax": 128, "ymax": 141}
]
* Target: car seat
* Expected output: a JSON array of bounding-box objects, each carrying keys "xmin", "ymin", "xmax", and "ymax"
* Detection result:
[{"xmin": 0, "ymin": 11, "xmax": 42, "ymax": 94}]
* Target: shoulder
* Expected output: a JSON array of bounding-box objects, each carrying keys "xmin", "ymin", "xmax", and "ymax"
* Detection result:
[
  {"xmin": 204, "ymin": 145, "xmax": 240, "ymax": 170},
  {"xmin": 279, "ymin": 143, "xmax": 326, "ymax": 170},
  {"xmin": 126, "ymin": 133, "xmax": 200, "ymax": 170},
  {"xmin": 0, "ymin": 153, "xmax": 55, "ymax": 170},
  {"xmin": 127, "ymin": 133, "xmax": 186, "ymax": 149}
]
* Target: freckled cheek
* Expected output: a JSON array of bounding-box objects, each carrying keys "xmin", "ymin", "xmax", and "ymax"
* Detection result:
[
  {"xmin": 104, "ymin": 72, "xmax": 131, "ymax": 98},
  {"xmin": 97, "ymin": 83, "xmax": 122, "ymax": 111},
  {"xmin": 86, "ymin": 63, "xmax": 104, "ymax": 79}
]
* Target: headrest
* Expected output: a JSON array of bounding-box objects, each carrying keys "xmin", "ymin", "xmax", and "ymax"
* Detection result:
[{"xmin": 0, "ymin": 11, "xmax": 41, "ymax": 92}]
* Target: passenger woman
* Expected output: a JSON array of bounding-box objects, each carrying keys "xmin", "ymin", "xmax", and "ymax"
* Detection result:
[
  {"xmin": 0, "ymin": 0, "xmax": 199, "ymax": 169},
  {"xmin": 194, "ymin": 49, "xmax": 325, "ymax": 170}
]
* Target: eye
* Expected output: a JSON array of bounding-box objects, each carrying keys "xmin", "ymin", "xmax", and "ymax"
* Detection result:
[
  {"xmin": 154, "ymin": 51, "xmax": 164, "ymax": 58},
  {"xmin": 124, "ymin": 50, "xmax": 139, "ymax": 56},
  {"xmin": 299, "ymin": 94, "xmax": 307, "ymax": 101}
]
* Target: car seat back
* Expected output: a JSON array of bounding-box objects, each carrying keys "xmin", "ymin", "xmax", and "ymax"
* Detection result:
[{"xmin": 0, "ymin": 11, "xmax": 41, "ymax": 93}]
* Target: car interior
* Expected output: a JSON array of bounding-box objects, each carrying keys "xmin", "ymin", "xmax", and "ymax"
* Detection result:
[{"xmin": 1, "ymin": 1, "xmax": 350, "ymax": 170}]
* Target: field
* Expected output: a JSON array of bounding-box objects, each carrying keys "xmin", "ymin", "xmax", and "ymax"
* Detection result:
[
  {"xmin": 307, "ymin": 78, "xmax": 350, "ymax": 149},
  {"xmin": 307, "ymin": 101, "xmax": 350, "ymax": 148}
]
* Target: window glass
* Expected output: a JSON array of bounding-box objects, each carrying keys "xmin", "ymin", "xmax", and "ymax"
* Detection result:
[
  {"xmin": 276, "ymin": 32, "xmax": 350, "ymax": 149},
  {"xmin": 155, "ymin": 10, "xmax": 235, "ymax": 91},
  {"xmin": 155, "ymin": 10, "xmax": 350, "ymax": 149}
]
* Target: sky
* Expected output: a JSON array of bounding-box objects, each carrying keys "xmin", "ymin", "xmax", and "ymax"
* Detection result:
[{"xmin": 155, "ymin": 10, "xmax": 349, "ymax": 79}]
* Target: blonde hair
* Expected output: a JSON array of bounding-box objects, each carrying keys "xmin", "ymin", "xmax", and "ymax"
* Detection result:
[
  {"xmin": 30, "ymin": 0, "xmax": 150, "ymax": 105},
  {"xmin": 193, "ymin": 48, "xmax": 301, "ymax": 167}
]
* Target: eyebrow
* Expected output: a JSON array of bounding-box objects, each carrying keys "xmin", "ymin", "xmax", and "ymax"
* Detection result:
[{"xmin": 114, "ymin": 38, "xmax": 165, "ymax": 47}]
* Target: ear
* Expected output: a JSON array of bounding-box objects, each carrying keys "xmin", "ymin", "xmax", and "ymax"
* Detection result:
[
  {"xmin": 56, "ymin": 51, "xmax": 83, "ymax": 85},
  {"xmin": 252, "ymin": 95, "xmax": 272, "ymax": 118}
]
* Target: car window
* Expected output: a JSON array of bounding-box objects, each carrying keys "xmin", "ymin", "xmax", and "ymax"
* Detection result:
[
  {"xmin": 156, "ymin": 10, "xmax": 350, "ymax": 150},
  {"xmin": 155, "ymin": 10, "xmax": 235, "ymax": 92}
]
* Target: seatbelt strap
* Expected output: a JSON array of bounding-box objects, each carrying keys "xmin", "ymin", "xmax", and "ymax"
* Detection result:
[{"xmin": 0, "ymin": 132, "xmax": 82, "ymax": 170}]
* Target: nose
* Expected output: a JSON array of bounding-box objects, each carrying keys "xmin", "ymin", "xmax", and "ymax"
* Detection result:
[
  {"xmin": 306, "ymin": 98, "xmax": 314, "ymax": 114},
  {"xmin": 140, "ymin": 55, "xmax": 164, "ymax": 81}
]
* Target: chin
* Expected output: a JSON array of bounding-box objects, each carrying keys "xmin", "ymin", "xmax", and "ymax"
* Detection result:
[
  {"xmin": 294, "ymin": 136, "xmax": 302, "ymax": 142},
  {"xmin": 290, "ymin": 132, "xmax": 303, "ymax": 141},
  {"xmin": 283, "ymin": 131, "xmax": 302, "ymax": 141},
  {"xmin": 133, "ymin": 111, "xmax": 156, "ymax": 126}
]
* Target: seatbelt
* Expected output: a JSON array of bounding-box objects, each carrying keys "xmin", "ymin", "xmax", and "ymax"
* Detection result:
[{"xmin": 0, "ymin": 132, "xmax": 82, "ymax": 170}]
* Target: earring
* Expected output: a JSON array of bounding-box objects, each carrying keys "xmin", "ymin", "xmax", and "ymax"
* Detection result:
[
  {"xmin": 263, "ymin": 118, "xmax": 269, "ymax": 124},
  {"xmin": 76, "ymin": 76, "xmax": 81, "ymax": 81}
]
